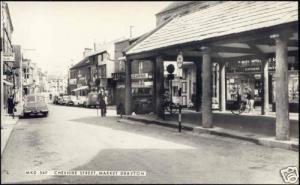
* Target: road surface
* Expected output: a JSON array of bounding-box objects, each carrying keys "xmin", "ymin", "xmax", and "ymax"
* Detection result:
[{"xmin": 1, "ymin": 104, "xmax": 298, "ymax": 184}]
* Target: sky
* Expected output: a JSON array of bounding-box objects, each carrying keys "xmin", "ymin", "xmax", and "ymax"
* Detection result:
[{"xmin": 8, "ymin": 1, "xmax": 171, "ymax": 76}]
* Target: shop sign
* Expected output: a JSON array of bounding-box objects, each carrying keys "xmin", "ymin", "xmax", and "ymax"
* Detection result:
[
  {"xmin": 3, "ymin": 53, "xmax": 15, "ymax": 62},
  {"xmin": 244, "ymin": 67, "xmax": 260, "ymax": 72},
  {"xmin": 69, "ymin": 78, "xmax": 77, "ymax": 85},
  {"xmin": 144, "ymin": 81, "xmax": 153, "ymax": 87},
  {"xmin": 112, "ymin": 72, "xmax": 125, "ymax": 81},
  {"xmin": 131, "ymin": 73, "xmax": 149, "ymax": 79}
]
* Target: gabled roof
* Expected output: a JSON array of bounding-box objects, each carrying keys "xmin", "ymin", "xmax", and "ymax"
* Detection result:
[
  {"xmin": 156, "ymin": 1, "xmax": 195, "ymax": 15},
  {"xmin": 127, "ymin": 1, "xmax": 298, "ymax": 55},
  {"xmin": 4, "ymin": 2, "xmax": 14, "ymax": 31},
  {"xmin": 70, "ymin": 50, "xmax": 107, "ymax": 70}
]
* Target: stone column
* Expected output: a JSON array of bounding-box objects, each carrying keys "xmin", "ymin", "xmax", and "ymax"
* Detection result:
[
  {"xmin": 202, "ymin": 47, "xmax": 213, "ymax": 128},
  {"xmin": 216, "ymin": 63, "xmax": 219, "ymax": 104},
  {"xmin": 261, "ymin": 59, "xmax": 269, "ymax": 115},
  {"xmin": 125, "ymin": 59, "xmax": 132, "ymax": 115},
  {"xmin": 219, "ymin": 62, "xmax": 226, "ymax": 112},
  {"xmin": 155, "ymin": 56, "xmax": 164, "ymax": 118},
  {"xmin": 271, "ymin": 32, "xmax": 290, "ymax": 140},
  {"xmin": 152, "ymin": 59, "xmax": 156, "ymax": 113},
  {"xmin": 195, "ymin": 61, "xmax": 202, "ymax": 112}
]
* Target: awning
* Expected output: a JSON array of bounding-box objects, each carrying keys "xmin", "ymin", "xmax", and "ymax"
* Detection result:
[
  {"xmin": 3, "ymin": 80, "xmax": 13, "ymax": 86},
  {"xmin": 72, "ymin": 86, "xmax": 88, "ymax": 92}
]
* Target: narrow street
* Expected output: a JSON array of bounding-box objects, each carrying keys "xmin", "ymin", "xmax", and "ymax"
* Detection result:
[{"xmin": 1, "ymin": 104, "xmax": 298, "ymax": 184}]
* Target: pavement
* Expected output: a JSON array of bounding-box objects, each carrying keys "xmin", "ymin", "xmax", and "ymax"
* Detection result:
[
  {"xmin": 1, "ymin": 104, "xmax": 299, "ymax": 184},
  {"xmin": 1, "ymin": 102, "xmax": 23, "ymax": 157},
  {"xmin": 120, "ymin": 108, "xmax": 299, "ymax": 151}
]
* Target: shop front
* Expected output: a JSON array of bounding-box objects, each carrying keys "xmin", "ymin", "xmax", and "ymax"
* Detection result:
[{"xmin": 225, "ymin": 56, "xmax": 299, "ymax": 112}]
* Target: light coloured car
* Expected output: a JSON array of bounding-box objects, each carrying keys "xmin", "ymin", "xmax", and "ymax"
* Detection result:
[
  {"xmin": 57, "ymin": 96, "xmax": 64, "ymax": 105},
  {"xmin": 62, "ymin": 95, "xmax": 70, "ymax": 105},
  {"xmin": 78, "ymin": 96, "xmax": 87, "ymax": 107},
  {"xmin": 23, "ymin": 94, "xmax": 49, "ymax": 117},
  {"xmin": 67, "ymin": 96, "xmax": 80, "ymax": 106}
]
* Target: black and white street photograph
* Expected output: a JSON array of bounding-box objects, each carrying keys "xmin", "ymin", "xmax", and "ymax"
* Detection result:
[{"xmin": 1, "ymin": 1, "xmax": 299, "ymax": 184}]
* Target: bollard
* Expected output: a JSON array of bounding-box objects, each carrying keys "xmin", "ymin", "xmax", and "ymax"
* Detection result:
[
  {"xmin": 97, "ymin": 105, "xmax": 98, "ymax": 116},
  {"xmin": 178, "ymin": 105, "xmax": 182, "ymax": 132}
]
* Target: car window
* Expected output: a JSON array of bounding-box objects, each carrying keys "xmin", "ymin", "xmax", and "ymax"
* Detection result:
[
  {"xmin": 36, "ymin": 96, "xmax": 45, "ymax": 102},
  {"xmin": 26, "ymin": 96, "xmax": 35, "ymax": 102}
]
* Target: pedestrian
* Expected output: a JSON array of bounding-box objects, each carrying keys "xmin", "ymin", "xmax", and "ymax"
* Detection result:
[
  {"xmin": 7, "ymin": 94, "xmax": 15, "ymax": 119},
  {"xmin": 237, "ymin": 91, "xmax": 241, "ymax": 103},
  {"xmin": 99, "ymin": 94, "xmax": 106, "ymax": 117},
  {"xmin": 103, "ymin": 94, "xmax": 107, "ymax": 117},
  {"xmin": 246, "ymin": 89, "xmax": 254, "ymax": 113},
  {"xmin": 117, "ymin": 102, "xmax": 124, "ymax": 118}
]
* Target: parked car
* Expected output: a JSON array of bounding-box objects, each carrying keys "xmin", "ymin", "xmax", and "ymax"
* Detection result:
[
  {"xmin": 57, "ymin": 96, "xmax": 64, "ymax": 105},
  {"xmin": 85, "ymin": 92, "xmax": 99, "ymax": 108},
  {"xmin": 53, "ymin": 95, "xmax": 60, "ymax": 104},
  {"xmin": 62, "ymin": 95, "xmax": 70, "ymax": 105},
  {"xmin": 78, "ymin": 96, "xmax": 87, "ymax": 107},
  {"xmin": 67, "ymin": 96, "xmax": 80, "ymax": 106},
  {"xmin": 22, "ymin": 94, "xmax": 49, "ymax": 117}
]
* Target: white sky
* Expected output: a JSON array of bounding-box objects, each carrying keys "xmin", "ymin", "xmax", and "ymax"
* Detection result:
[{"xmin": 8, "ymin": 1, "xmax": 171, "ymax": 76}]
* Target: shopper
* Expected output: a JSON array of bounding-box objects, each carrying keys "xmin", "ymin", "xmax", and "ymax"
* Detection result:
[
  {"xmin": 7, "ymin": 94, "xmax": 15, "ymax": 119},
  {"xmin": 246, "ymin": 89, "xmax": 254, "ymax": 113},
  {"xmin": 103, "ymin": 94, "xmax": 107, "ymax": 117},
  {"xmin": 99, "ymin": 94, "xmax": 106, "ymax": 117},
  {"xmin": 117, "ymin": 102, "xmax": 124, "ymax": 118}
]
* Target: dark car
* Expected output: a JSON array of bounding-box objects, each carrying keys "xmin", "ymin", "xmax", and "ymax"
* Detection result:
[
  {"xmin": 22, "ymin": 94, "xmax": 49, "ymax": 117},
  {"xmin": 53, "ymin": 95, "xmax": 59, "ymax": 104},
  {"xmin": 85, "ymin": 92, "xmax": 100, "ymax": 108}
]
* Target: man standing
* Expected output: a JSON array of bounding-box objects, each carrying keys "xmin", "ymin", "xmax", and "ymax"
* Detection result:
[
  {"xmin": 246, "ymin": 89, "xmax": 255, "ymax": 113},
  {"xmin": 7, "ymin": 95, "xmax": 15, "ymax": 119},
  {"xmin": 98, "ymin": 93, "xmax": 106, "ymax": 117}
]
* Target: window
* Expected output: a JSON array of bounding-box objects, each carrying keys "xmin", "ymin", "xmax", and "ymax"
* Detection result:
[{"xmin": 26, "ymin": 96, "xmax": 35, "ymax": 102}]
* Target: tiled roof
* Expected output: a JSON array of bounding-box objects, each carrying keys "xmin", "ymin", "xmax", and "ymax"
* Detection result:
[
  {"xmin": 127, "ymin": 1, "xmax": 298, "ymax": 55},
  {"xmin": 70, "ymin": 50, "xmax": 107, "ymax": 70},
  {"xmin": 156, "ymin": 1, "xmax": 195, "ymax": 15}
]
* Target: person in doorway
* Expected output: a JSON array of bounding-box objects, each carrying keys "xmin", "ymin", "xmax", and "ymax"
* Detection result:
[
  {"xmin": 7, "ymin": 94, "xmax": 15, "ymax": 119},
  {"xmin": 246, "ymin": 89, "xmax": 255, "ymax": 113}
]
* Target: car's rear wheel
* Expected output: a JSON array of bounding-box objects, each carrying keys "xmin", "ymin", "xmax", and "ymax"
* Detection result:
[
  {"xmin": 23, "ymin": 113, "xmax": 29, "ymax": 118},
  {"xmin": 44, "ymin": 112, "xmax": 48, "ymax": 117}
]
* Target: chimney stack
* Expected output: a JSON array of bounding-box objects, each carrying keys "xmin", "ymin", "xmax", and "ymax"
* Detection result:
[{"xmin": 83, "ymin": 48, "xmax": 92, "ymax": 57}]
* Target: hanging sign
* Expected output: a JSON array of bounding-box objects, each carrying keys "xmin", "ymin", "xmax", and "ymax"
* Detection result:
[
  {"xmin": 3, "ymin": 53, "xmax": 15, "ymax": 62},
  {"xmin": 177, "ymin": 51, "xmax": 183, "ymax": 68}
]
